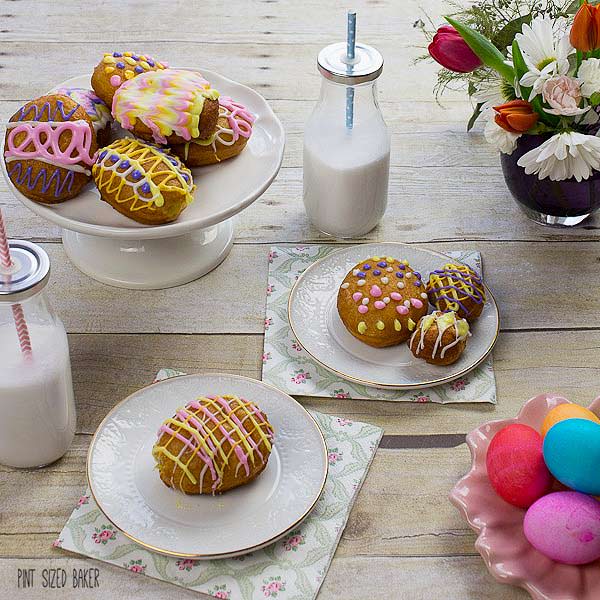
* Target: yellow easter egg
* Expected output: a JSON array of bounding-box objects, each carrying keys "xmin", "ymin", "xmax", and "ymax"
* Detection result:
[{"xmin": 542, "ymin": 403, "xmax": 600, "ymax": 438}]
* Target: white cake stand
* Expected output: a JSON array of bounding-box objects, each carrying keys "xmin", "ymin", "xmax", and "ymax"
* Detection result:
[{"xmin": 2, "ymin": 69, "xmax": 285, "ymax": 289}]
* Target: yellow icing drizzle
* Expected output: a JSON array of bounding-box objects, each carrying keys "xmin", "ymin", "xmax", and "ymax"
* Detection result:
[{"xmin": 92, "ymin": 138, "xmax": 195, "ymax": 213}]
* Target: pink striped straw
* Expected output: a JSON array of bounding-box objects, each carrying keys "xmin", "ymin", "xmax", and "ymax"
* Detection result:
[{"xmin": 0, "ymin": 208, "xmax": 32, "ymax": 358}]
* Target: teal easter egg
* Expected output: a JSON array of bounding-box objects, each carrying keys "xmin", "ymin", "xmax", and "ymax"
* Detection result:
[{"xmin": 543, "ymin": 419, "xmax": 600, "ymax": 495}]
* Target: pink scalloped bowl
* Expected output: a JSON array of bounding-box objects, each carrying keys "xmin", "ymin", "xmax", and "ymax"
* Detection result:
[{"xmin": 450, "ymin": 394, "xmax": 600, "ymax": 600}]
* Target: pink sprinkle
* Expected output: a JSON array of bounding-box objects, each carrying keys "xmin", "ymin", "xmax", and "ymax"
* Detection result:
[
  {"xmin": 396, "ymin": 305, "xmax": 409, "ymax": 315},
  {"xmin": 352, "ymin": 292, "xmax": 363, "ymax": 302},
  {"xmin": 390, "ymin": 292, "xmax": 402, "ymax": 301},
  {"xmin": 110, "ymin": 74, "xmax": 122, "ymax": 87},
  {"xmin": 358, "ymin": 305, "xmax": 368, "ymax": 314},
  {"xmin": 374, "ymin": 301, "xmax": 386, "ymax": 310},
  {"xmin": 411, "ymin": 298, "xmax": 424, "ymax": 309},
  {"xmin": 370, "ymin": 285, "xmax": 382, "ymax": 298}
]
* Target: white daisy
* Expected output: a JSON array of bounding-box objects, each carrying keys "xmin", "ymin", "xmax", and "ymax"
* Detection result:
[
  {"xmin": 473, "ymin": 72, "xmax": 516, "ymax": 112},
  {"xmin": 483, "ymin": 113, "xmax": 520, "ymax": 154},
  {"xmin": 517, "ymin": 131, "xmax": 600, "ymax": 181},
  {"xmin": 515, "ymin": 17, "xmax": 573, "ymax": 100},
  {"xmin": 578, "ymin": 58, "xmax": 600, "ymax": 98}
]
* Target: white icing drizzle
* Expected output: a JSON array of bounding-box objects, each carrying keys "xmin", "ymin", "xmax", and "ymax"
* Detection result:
[
  {"xmin": 409, "ymin": 311, "xmax": 471, "ymax": 359},
  {"xmin": 4, "ymin": 154, "xmax": 91, "ymax": 175}
]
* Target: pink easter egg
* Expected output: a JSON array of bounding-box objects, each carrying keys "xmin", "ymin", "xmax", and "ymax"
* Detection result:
[
  {"xmin": 486, "ymin": 424, "xmax": 552, "ymax": 508},
  {"xmin": 524, "ymin": 491, "xmax": 600, "ymax": 565}
]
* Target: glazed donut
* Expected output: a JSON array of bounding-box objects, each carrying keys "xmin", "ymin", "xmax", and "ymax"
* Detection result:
[
  {"xmin": 91, "ymin": 51, "xmax": 168, "ymax": 106},
  {"xmin": 426, "ymin": 263, "xmax": 486, "ymax": 322},
  {"xmin": 337, "ymin": 256, "xmax": 429, "ymax": 348},
  {"xmin": 92, "ymin": 138, "xmax": 195, "ymax": 225},
  {"xmin": 54, "ymin": 87, "xmax": 112, "ymax": 146},
  {"xmin": 409, "ymin": 310, "xmax": 471, "ymax": 366},
  {"xmin": 112, "ymin": 69, "xmax": 220, "ymax": 145},
  {"xmin": 3, "ymin": 94, "xmax": 97, "ymax": 204},
  {"xmin": 152, "ymin": 394, "xmax": 274, "ymax": 495},
  {"xmin": 170, "ymin": 96, "xmax": 254, "ymax": 167}
]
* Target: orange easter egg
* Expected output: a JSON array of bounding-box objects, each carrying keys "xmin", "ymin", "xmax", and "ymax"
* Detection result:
[{"xmin": 541, "ymin": 404, "xmax": 600, "ymax": 438}]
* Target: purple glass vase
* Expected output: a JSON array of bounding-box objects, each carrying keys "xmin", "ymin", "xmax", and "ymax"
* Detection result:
[{"xmin": 500, "ymin": 135, "xmax": 600, "ymax": 226}]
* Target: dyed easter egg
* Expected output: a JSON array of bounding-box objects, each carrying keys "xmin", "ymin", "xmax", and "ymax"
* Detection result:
[
  {"xmin": 541, "ymin": 403, "xmax": 600, "ymax": 438},
  {"xmin": 486, "ymin": 424, "xmax": 552, "ymax": 508},
  {"xmin": 543, "ymin": 419, "xmax": 600, "ymax": 495},
  {"xmin": 524, "ymin": 491, "xmax": 600, "ymax": 565}
]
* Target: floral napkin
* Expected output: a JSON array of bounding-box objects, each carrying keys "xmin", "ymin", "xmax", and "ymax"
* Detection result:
[
  {"xmin": 262, "ymin": 245, "xmax": 496, "ymax": 404},
  {"xmin": 55, "ymin": 369, "xmax": 383, "ymax": 600}
]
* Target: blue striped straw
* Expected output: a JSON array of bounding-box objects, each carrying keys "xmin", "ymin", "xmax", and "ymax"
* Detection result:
[{"xmin": 346, "ymin": 10, "xmax": 356, "ymax": 130}]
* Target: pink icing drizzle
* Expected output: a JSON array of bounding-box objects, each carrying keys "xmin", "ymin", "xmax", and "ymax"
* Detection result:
[
  {"xmin": 219, "ymin": 96, "xmax": 255, "ymax": 140},
  {"xmin": 5, "ymin": 121, "xmax": 95, "ymax": 167}
]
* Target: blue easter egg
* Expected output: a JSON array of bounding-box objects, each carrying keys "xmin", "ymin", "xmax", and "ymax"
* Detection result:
[{"xmin": 543, "ymin": 418, "xmax": 600, "ymax": 495}]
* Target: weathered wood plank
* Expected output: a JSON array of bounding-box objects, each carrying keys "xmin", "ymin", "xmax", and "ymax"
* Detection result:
[{"xmin": 22, "ymin": 242, "xmax": 600, "ymax": 334}]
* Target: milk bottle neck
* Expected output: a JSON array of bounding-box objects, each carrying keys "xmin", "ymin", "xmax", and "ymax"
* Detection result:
[{"xmin": 317, "ymin": 78, "xmax": 383, "ymax": 124}]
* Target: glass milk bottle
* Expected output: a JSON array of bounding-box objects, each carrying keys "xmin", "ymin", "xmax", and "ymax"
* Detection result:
[
  {"xmin": 303, "ymin": 42, "xmax": 390, "ymax": 238},
  {"xmin": 0, "ymin": 241, "xmax": 76, "ymax": 468}
]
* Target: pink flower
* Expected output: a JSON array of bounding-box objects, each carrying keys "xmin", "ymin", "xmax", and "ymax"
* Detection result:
[
  {"xmin": 415, "ymin": 395, "xmax": 430, "ymax": 403},
  {"xmin": 176, "ymin": 559, "xmax": 196, "ymax": 571},
  {"xmin": 266, "ymin": 284, "xmax": 274, "ymax": 296},
  {"xmin": 428, "ymin": 25, "xmax": 482, "ymax": 73},
  {"xmin": 214, "ymin": 592, "xmax": 229, "ymax": 599},
  {"xmin": 264, "ymin": 317, "xmax": 273, "ymax": 330},
  {"xmin": 337, "ymin": 417, "xmax": 352, "ymax": 426},
  {"xmin": 52, "ymin": 539, "xmax": 62, "ymax": 548},
  {"xmin": 262, "ymin": 352, "xmax": 271, "ymax": 363},
  {"xmin": 291, "ymin": 341, "xmax": 302, "ymax": 351},
  {"xmin": 268, "ymin": 250, "xmax": 278, "ymax": 263},
  {"xmin": 451, "ymin": 379, "xmax": 467, "ymax": 392},
  {"xmin": 328, "ymin": 448, "xmax": 343, "ymax": 464},
  {"xmin": 542, "ymin": 76, "xmax": 589, "ymax": 116},
  {"xmin": 77, "ymin": 495, "xmax": 89, "ymax": 508},
  {"xmin": 129, "ymin": 565, "xmax": 144, "ymax": 573},
  {"xmin": 283, "ymin": 534, "xmax": 304, "ymax": 551}
]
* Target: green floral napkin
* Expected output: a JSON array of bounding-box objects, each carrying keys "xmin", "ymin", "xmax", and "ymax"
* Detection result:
[
  {"xmin": 262, "ymin": 245, "xmax": 496, "ymax": 404},
  {"xmin": 55, "ymin": 369, "xmax": 383, "ymax": 600}
]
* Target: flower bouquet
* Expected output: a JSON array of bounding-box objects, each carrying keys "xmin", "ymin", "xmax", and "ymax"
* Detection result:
[{"xmin": 424, "ymin": 0, "xmax": 600, "ymax": 226}]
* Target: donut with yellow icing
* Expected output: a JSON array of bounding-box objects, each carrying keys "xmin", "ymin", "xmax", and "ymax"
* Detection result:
[
  {"xmin": 152, "ymin": 394, "xmax": 274, "ymax": 495},
  {"xmin": 170, "ymin": 96, "xmax": 254, "ymax": 167},
  {"xmin": 426, "ymin": 263, "xmax": 486, "ymax": 322},
  {"xmin": 337, "ymin": 257, "xmax": 429, "ymax": 348},
  {"xmin": 3, "ymin": 94, "xmax": 97, "ymax": 204},
  {"xmin": 91, "ymin": 51, "xmax": 168, "ymax": 106},
  {"xmin": 112, "ymin": 69, "xmax": 220, "ymax": 145},
  {"xmin": 409, "ymin": 310, "xmax": 470, "ymax": 366},
  {"xmin": 92, "ymin": 138, "xmax": 195, "ymax": 225}
]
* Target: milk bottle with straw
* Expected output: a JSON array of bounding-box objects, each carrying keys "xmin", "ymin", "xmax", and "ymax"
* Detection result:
[
  {"xmin": 0, "ymin": 210, "xmax": 76, "ymax": 468},
  {"xmin": 303, "ymin": 10, "xmax": 390, "ymax": 238}
]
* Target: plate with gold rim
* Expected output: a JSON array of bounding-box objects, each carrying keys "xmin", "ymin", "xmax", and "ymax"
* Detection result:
[
  {"xmin": 288, "ymin": 242, "xmax": 499, "ymax": 390},
  {"xmin": 87, "ymin": 373, "xmax": 327, "ymax": 559}
]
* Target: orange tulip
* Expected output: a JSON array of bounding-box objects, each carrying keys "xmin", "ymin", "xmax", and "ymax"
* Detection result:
[
  {"xmin": 570, "ymin": 1, "xmax": 600, "ymax": 52},
  {"xmin": 493, "ymin": 100, "xmax": 539, "ymax": 134}
]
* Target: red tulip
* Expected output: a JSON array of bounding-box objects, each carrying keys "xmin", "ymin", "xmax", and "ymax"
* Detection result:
[
  {"xmin": 428, "ymin": 25, "xmax": 482, "ymax": 73},
  {"xmin": 493, "ymin": 100, "xmax": 538, "ymax": 134},
  {"xmin": 570, "ymin": 2, "xmax": 600, "ymax": 52}
]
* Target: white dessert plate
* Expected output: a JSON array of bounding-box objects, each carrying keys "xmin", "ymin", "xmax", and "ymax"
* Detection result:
[
  {"xmin": 87, "ymin": 373, "xmax": 327, "ymax": 559},
  {"xmin": 288, "ymin": 242, "xmax": 499, "ymax": 390},
  {"xmin": 2, "ymin": 68, "xmax": 285, "ymax": 240}
]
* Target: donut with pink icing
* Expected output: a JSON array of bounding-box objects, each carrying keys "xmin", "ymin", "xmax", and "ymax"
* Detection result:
[
  {"xmin": 91, "ymin": 51, "xmax": 168, "ymax": 106},
  {"xmin": 337, "ymin": 256, "xmax": 429, "ymax": 348},
  {"xmin": 3, "ymin": 94, "xmax": 97, "ymax": 204},
  {"xmin": 112, "ymin": 69, "xmax": 220, "ymax": 145},
  {"xmin": 170, "ymin": 96, "xmax": 255, "ymax": 167}
]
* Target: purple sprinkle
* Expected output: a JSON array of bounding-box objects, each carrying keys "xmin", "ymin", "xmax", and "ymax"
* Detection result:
[
  {"xmin": 141, "ymin": 182, "xmax": 151, "ymax": 194},
  {"xmin": 147, "ymin": 59, "xmax": 155, "ymax": 67},
  {"xmin": 131, "ymin": 54, "xmax": 139, "ymax": 60},
  {"xmin": 169, "ymin": 157, "xmax": 178, "ymax": 165},
  {"xmin": 377, "ymin": 261, "xmax": 387, "ymax": 268},
  {"xmin": 357, "ymin": 271, "xmax": 366, "ymax": 278},
  {"xmin": 98, "ymin": 150, "xmax": 107, "ymax": 160},
  {"xmin": 363, "ymin": 264, "xmax": 371, "ymax": 270},
  {"xmin": 108, "ymin": 154, "xmax": 118, "ymax": 163},
  {"xmin": 134, "ymin": 65, "xmax": 144, "ymax": 74},
  {"xmin": 113, "ymin": 52, "xmax": 122, "ymax": 57},
  {"xmin": 398, "ymin": 264, "xmax": 406, "ymax": 270},
  {"xmin": 414, "ymin": 271, "xmax": 421, "ymax": 279},
  {"xmin": 181, "ymin": 173, "xmax": 189, "ymax": 182},
  {"xmin": 373, "ymin": 269, "xmax": 381, "ymax": 276},
  {"xmin": 415, "ymin": 280, "xmax": 421, "ymax": 287},
  {"xmin": 120, "ymin": 160, "xmax": 130, "ymax": 169},
  {"xmin": 131, "ymin": 170, "xmax": 142, "ymax": 181},
  {"xmin": 396, "ymin": 272, "xmax": 404, "ymax": 279},
  {"xmin": 116, "ymin": 61, "xmax": 125, "ymax": 69}
]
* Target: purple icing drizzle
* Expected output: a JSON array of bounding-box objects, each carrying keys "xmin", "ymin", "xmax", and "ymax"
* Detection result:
[{"xmin": 8, "ymin": 162, "xmax": 74, "ymax": 198}]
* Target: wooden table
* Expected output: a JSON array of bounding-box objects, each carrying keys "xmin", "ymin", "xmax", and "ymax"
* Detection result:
[{"xmin": 1, "ymin": 1, "xmax": 598, "ymax": 598}]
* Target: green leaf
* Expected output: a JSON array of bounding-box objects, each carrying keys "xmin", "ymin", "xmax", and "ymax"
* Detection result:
[
  {"xmin": 467, "ymin": 103, "xmax": 483, "ymax": 131},
  {"xmin": 591, "ymin": 91, "xmax": 600, "ymax": 106},
  {"xmin": 511, "ymin": 40, "xmax": 531, "ymax": 99},
  {"xmin": 493, "ymin": 15, "xmax": 531, "ymax": 53},
  {"xmin": 445, "ymin": 16, "xmax": 515, "ymax": 82}
]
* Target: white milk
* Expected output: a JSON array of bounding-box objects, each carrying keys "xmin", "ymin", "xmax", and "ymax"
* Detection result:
[
  {"xmin": 303, "ymin": 138, "xmax": 390, "ymax": 238},
  {"xmin": 0, "ymin": 323, "xmax": 76, "ymax": 468}
]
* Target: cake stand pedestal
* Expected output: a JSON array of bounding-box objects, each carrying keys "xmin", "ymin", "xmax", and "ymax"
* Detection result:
[{"xmin": 62, "ymin": 218, "xmax": 234, "ymax": 289}]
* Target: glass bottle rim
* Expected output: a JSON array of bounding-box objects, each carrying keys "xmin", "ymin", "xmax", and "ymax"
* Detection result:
[{"xmin": 0, "ymin": 240, "xmax": 50, "ymax": 303}]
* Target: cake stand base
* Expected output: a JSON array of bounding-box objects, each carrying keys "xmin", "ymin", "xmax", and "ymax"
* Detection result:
[{"xmin": 62, "ymin": 219, "xmax": 234, "ymax": 289}]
